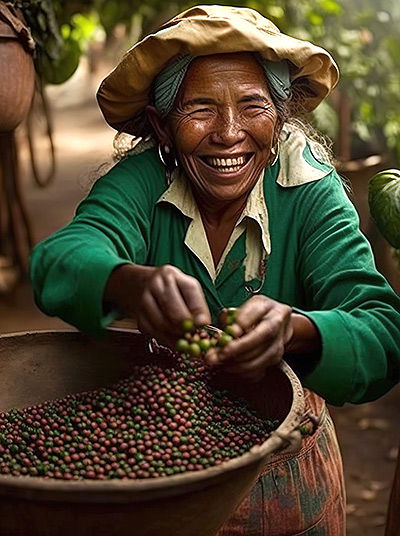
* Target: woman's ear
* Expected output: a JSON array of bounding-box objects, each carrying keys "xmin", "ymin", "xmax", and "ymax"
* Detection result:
[
  {"xmin": 146, "ymin": 106, "xmax": 172, "ymax": 146},
  {"xmin": 273, "ymin": 117, "xmax": 284, "ymax": 148}
]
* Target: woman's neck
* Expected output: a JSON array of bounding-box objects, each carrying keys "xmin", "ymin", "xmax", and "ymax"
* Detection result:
[
  {"xmin": 193, "ymin": 188, "xmax": 248, "ymax": 267},
  {"xmin": 198, "ymin": 195, "xmax": 247, "ymax": 226}
]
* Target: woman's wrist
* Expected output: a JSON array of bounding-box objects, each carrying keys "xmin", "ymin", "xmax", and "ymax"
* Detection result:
[
  {"xmin": 285, "ymin": 312, "xmax": 322, "ymax": 356},
  {"xmin": 103, "ymin": 263, "xmax": 155, "ymax": 318}
]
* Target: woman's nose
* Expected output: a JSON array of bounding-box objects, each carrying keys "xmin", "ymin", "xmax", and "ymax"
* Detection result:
[{"xmin": 210, "ymin": 110, "xmax": 245, "ymax": 145}]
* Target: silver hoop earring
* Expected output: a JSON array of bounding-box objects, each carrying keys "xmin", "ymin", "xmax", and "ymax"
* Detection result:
[
  {"xmin": 158, "ymin": 143, "xmax": 169, "ymax": 167},
  {"xmin": 269, "ymin": 141, "xmax": 280, "ymax": 166},
  {"xmin": 158, "ymin": 143, "xmax": 178, "ymax": 168}
]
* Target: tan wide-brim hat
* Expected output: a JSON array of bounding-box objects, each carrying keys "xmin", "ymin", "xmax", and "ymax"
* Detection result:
[{"xmin": 97, "ymin": 4, "xmax": 339, "ymax": 136}]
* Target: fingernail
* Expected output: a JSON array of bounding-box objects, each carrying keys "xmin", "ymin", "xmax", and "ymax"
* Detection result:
[
  {"xmin": 205, "ymin": 351, "xmax": 219, "ymax": 366},
  {"xmin": 195, "ymin": 314, "xmax": 210, "ymax": 326}
]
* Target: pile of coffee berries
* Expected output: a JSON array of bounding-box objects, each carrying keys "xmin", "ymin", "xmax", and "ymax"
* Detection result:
[
  {"xmin": 175, "ymin": 308, "xmax": 242, "ymax": 357},
  {"xmin": 0, "ymin": 350, "xmax": 278, "ymax": 480}
]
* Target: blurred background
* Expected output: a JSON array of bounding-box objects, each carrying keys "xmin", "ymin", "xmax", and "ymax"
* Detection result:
[{"xmin": 0, "ymin": 1, "xmax": 399, "ymax": 534}]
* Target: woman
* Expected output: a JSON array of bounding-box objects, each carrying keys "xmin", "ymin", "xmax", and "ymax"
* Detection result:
[{"xmin": 30, "ymin": 5, "xmax": 400, "ymax": 535}]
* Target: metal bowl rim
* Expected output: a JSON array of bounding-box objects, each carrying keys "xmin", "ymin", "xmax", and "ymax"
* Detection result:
[{"xmin": 0, "ymin": 330, "xmax": 305, "ymax": 497}]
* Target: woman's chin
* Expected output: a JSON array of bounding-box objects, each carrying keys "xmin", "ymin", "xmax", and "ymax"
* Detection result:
[
  {"xmin": 201, "ymin": 186, "xmax": 251, "ymax": 204},
  {"xmin": 184, "ymin": 160, "xmax": 265, "ymax": 204}
]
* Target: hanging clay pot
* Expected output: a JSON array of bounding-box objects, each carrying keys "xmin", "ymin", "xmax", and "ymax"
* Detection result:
[{"xmin": 0, "ymin": 3, "xmax": 35, "ymax": 132}]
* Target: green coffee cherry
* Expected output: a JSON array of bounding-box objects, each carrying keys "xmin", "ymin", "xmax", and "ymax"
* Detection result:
[
  {"xmin": 217, "ymin": 333, "xmax": 233, "ymax": 347},
  {"xmin": 175, "ymin": 339, "xmax": 190, "ymax": 353},
  {"xmin": 181, "ymin": 318, "xmax": 195, "ymax": 333},
  {"xmin": 225, "ymin": 323, "xmax": 242, "ymax": 338},
  {"xmin": 199, "ymin": 339, "xmax": 211, "ymax": 352},
  {"xmin": 189, "ymin": 343, "xmax": 201, "ymax": 357},
  {"xmin": 225, "ymin": 308, "xmax": 237, "ymax": 325}
]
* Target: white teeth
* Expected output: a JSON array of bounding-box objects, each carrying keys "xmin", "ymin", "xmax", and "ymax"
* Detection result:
[
  {"xmin": 207, "ymin": 155, "xmax": 246, "ymax": 169},
  {"xmin": 215, "ymin": 165, "xmax": 241, "ymax": 173}
]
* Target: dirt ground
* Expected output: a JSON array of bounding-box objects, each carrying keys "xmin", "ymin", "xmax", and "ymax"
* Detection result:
[{"xmin": 0, "ymin": 59, "xmax": 399, "ymax": 535}]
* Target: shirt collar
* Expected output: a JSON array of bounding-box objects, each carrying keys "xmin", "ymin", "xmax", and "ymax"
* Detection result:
[
  {"xmin": 157, "ymin": 170, "xmax": 270, "ymax": 282},
  {"xmin": 155, "ymin": 125, "xmax": 330, "ymax": 281},
  {"xmin": 157, "ymin": 169, "xmax": 269, "ymax": 243},
  {"xmin": 277, "ymin": 124, "xmax": 332, "ymax": 187}
]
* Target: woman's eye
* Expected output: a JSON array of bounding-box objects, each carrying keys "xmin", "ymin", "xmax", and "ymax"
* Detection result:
[
  {"xmin": 191, "ymin": 108, "xmax": 211, "ymax": 114},
  {"xmin": 187, "ymin": 107, "xmax": 215, "ymax": 118},
  {"xmin": 245, "ymin": 105, "xmax": 265, "ymax": 111}
]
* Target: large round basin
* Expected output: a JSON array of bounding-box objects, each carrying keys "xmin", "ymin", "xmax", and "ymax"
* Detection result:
[{"xmin": 0, "ymin": 330, "xmax": 305, "ymax": 536}]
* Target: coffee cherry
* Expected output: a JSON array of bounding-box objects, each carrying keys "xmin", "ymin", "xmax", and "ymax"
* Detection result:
[
  {"xmin": 181, "ymin": 319, "xmax": 195, "ymax": 334},
  {"xmin": 224, "ymin": 323, "xmax": 242, "ymax": 338},
  {"xmin": 175, "ymin": 339, "xmax": 190, "ymax": 353},
  {"xmin": 0, "ymin": 349, "xmax": 278, "ymax": 481},
  {"xmin": 217, "ymin": 333, "xmax": 233, "ymax": 347},
  {"xmin": 188, "ymin": 343, "xmax": 201, "ymax": 357},
  {"xmin": 198, "ymin": 339, "xmax": 211, "ymax": 352},
  {"xmin": 225, "ymin": 308, "xmax": 237, "ymax": 325}
]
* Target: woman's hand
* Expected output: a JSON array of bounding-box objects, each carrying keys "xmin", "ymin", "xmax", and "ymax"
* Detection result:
[
  {"xmin": 104, "ymin": 263, "xmax": 211, "ymax": 347},
  {"xmin": 205, "ymin": 295, "xmax": 293, "ymax": 382}
]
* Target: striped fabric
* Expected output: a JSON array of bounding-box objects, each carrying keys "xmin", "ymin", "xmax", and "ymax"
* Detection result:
[{"xmin": 217, "ymin": 391, "xmax": 346, "ymax": 535}]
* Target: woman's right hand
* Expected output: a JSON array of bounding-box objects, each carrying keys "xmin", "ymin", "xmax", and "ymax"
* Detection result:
[{"xmin": 104, "ymin": 263, "xmax": 211, "ymax": 347}]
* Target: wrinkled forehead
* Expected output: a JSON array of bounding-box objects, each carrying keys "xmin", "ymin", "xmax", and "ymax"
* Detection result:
[
  {"xmin": 183, "ymin": 52, "xmax": 267, "ymax": 84},
  {"xmin": 177, "ymin": 52, "xmax": 269, "ymax": 98}
]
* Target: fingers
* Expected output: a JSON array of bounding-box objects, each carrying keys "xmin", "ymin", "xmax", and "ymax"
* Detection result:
[
  {"xmin": 215, "ymin": 299, "xmax": 292, "ymax": 363},
  {"xmin": 175, "ymin": 271, "xmax": 211, "ymax": 326},
  {"xmin": 223, "ymin": 341, "xmax": 283, "ymax": 372},
  {"xmin": 151, "ymin": 272, "xmax": 192, "ymax": 327},
  {"xmin": 206, "ymin": 341, "xmax": 282, "ymax": 382},
  {"xmin": 139, "ymin": 290, "xmax": 181, "ymax": 339},
  {"xmin": 137, "ymin": 314, "xmax": 176, "ymax": 348},
  {"xmin": 218, "ymin": 319, "xmax": 280, "ymax": 362},
  {"xmin": 223, "ymin": 351, "xmax": 277, "ymax": 382},
  {"xmin": 138, "ymin": 265, "xmax": 211, "ymax": 344},
  {"xmin": 205, "ymin": 332, "xmax": 284, "ymax": 368},
  {"xmin": 205, "ymin": 296, "xmax": 293, "ymax": 381},
  {"xmin": 235, "ymin": 295, "xmax": 274, "ymax": 331}
]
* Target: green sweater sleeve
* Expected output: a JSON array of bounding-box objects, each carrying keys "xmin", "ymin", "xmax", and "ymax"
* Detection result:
[
  {"xmin": 30, "ymin": 149, "xmax": 165, "ymax": 336},
  {"xmin": 293, "ymin": 171, "xmax": 400, "ymax": 406}
]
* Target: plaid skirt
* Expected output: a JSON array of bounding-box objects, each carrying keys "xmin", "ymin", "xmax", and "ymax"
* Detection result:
[{"xmin": 217, "ymin": 390, "xmax": 346, "ymax": 536}]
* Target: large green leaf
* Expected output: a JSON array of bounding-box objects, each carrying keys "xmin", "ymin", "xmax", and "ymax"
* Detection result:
[
  {"xmin": 37, "ymin": 36, "xmax": 81, "ymax": 85},
  {"xmin": 368, "ymin": 169, "xmax": 400, "ymax": 248}
]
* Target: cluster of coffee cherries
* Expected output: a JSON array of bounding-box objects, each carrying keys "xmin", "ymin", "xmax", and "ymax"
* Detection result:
[
  {"xmin": 0, "ymin": 340, "xmax": 278, "ymax": 481},
  {"xmin": 174, "ymin": 307, "xmax": 242, "ymax": 357}
]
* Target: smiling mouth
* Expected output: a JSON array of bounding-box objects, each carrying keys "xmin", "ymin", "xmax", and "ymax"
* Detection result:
[{"xmin": 200, "ymin": 153, "xmax": 253, "ymax": 173}]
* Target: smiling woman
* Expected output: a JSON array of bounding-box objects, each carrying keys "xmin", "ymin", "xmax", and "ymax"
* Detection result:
[
  {"xmin": 147, "ymin": 53, "xmax": 280, "ymax": 266},
  {"xmin": 29, "ymin": 5, "xmax": 400, "ymax": 536},
  {"xmin": 155, "ymin": 54, "xmax": 278, "ymax": 198}
]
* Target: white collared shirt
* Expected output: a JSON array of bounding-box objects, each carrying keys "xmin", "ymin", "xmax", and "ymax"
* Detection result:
[{"xmin": 156, "ymin": 125, "xmax": 331, "ymax": 283}]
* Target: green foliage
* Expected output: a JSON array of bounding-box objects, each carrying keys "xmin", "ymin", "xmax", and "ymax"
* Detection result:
[
  {"xmin": 12, "ymin": 0, "xmax": 400, "ymax": 161},
  {"xmin": 35, "ymin": 34, "xmax": 81, "ymax": 84},
  {"xmin": 61, "ymin": 12, "xmax": 99, "ymax": 46},
  {"xmin": 9, "ymin": 0, "xmax": 98, "ymax": 84},
  {"xmin": 173, "ymin": 0, "xmax": 400, "ymax": 162},
  {"xmin": 368, "ymin": 169, "xmax": 400, "ymax": 269},
  {"xmin": 369, "ymin": 169, "xmax": 400, "ymax": 249},
  {"xmin": 311, "ymin": 101, "xmax": 338, "ymax": 141},
  {"xmin": 94, "ymin": 0, "xmax": 138, "ymax": 37},
  {"xmin": 9, "ymin": 0, "xmax": 63, "ymax": 64}
]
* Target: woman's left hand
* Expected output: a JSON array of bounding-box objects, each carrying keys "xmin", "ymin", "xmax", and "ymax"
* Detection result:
[{"xmin": 204, "ymin": 295, "xmax": 293, "ymax": 382}]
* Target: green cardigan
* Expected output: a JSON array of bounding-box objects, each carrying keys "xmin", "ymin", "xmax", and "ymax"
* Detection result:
[{"xmin": 30, "ymin": 147, "xmax": 400, "ymax": 406}]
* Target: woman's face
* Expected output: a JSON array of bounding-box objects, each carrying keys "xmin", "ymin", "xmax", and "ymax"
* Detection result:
[{"xmin": 165, "ymin": 53, "xmax": 280, "ymax": 202}]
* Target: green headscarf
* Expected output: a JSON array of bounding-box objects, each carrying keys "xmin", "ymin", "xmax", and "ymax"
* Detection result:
[{"xmin": 153, "ymin": 53, "xmax": 292, "ymax": 118}]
